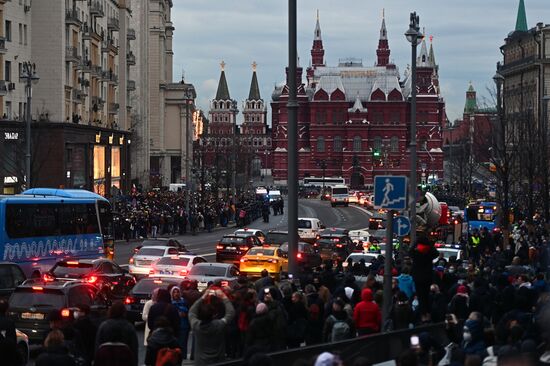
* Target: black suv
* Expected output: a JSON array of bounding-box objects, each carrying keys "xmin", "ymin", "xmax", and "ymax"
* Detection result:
[
  {"xmin": 0, "ymin": 262, "xmax": 26, "ymax": 300},
  {"xmin": 216, "ymin": 234, "xmax": 262, "ymax": 264},
  {"xmin": 8, "ymin": 279, "xmax": 108, "ymax": 344},
  {"xmin": 44, "ymin": 259, "xmax": 135, "ymax": 301},
  {"xmin": 314, "ymin": 228, "xmax": 354, "ymax": 261}
]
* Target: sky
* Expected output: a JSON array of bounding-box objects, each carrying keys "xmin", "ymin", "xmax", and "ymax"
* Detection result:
[{"xmin": 171, "ymin": 0, "xmax": 550, "ymax": 123}]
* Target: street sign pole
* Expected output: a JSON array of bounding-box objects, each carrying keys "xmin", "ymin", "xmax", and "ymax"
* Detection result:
[{"xmin": 383, "ymin": 209, "xmax": 394, "ymax": 331}]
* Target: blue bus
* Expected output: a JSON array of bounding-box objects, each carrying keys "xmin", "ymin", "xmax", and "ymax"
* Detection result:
[
  {"xmin": 0, "ymin": 188, "xmax": 113, "ymax": 278},
  {"xmin": 464, "ymin": 201, "xmax": 499, "ymax": 233}
]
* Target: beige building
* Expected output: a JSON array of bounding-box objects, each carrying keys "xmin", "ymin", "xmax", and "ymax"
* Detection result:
[{"xmin": 130, "ymin": 0, "xmax": 196, "ymax": 188}]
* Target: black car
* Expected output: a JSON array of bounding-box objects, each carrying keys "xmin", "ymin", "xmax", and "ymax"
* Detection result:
[
  {"xmin": 216, "ymin": 234, "xmax": 262, "ymax": 264},
  {"xmin": 368, "ymin": 212, "xmax": 387, "ymax": 230},
  {"xmin": 125, "ymin": 277, "xmax": 182, "ymax": 322},
  {"xmin": 314, "ymin": 229, "xmax": 354, "ymax": 261},
  {"xmin": 264, "ymin": 230, "xmax": 289, "ymax": 246},
  {"xmin": 44, "ymin": 259, "xmax": 135, "ymax": 301},
  {"xmin": 133, "ymin": 238, "xmax": 188, "ymax": 254},
  {"xmin": 8, "ymin": 279, "xmax": 108, "ymax": 344},
  {"xmin": 279, "ymin": 242, "xmax": 322, "ymax": 270},
  {"xmin": 0, "ymin": 262, "xmax": 26, "ymax": 300}
]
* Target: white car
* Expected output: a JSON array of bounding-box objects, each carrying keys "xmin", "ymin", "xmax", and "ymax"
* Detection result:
[
  {"xmin": 149, "ymin": 254, "xmax": 208, "ymax": 278},
  {"xmin": 234, "ymin": 228, "xmax": 266, "ymax": 243},
  {"xmin": 349, "ymin": 229, "xmax": 371, "ymax": 245},
  {"xmin": 129, "ymin": 246, "xmax": 180, "ymax": 277},
  {"xmin": 345, "ymin": 252, "xmax": 380, "ymax": 268},
  {"xmin": 433, "ymin": 244, "xmax": 464, "ymax": 263},
  {"xmin": 298, "ymin": 217, "xmax": 325, "ymax": 243}
]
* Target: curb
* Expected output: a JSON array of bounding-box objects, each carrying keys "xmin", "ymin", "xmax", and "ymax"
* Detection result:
[
  {"xmin": 349, "ymin": 203, "xmax": 374, "ymax": 217},
  {"xmin": 114, "ymin": 223, "xmax": 238, "ymax": 244}
]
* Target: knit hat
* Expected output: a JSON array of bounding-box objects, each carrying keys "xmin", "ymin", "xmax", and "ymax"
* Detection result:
[
  {"xmin": 256, "ymin": 302, "xmax": 268, "ymax": 315},
  {"xmin": 457, "ymin": 285, "xmax": 468, "ymax": 294}
]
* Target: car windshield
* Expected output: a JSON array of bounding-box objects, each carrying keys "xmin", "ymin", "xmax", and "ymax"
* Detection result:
[
  {"xmin": 133, "ymin": 279, "xmax": 180, "ymax": 293},
  {"xmin": 10, "ymin": 289, "xmax": 65, "ymax": 308},
  {"xmin": 298, "ymin": 220, "xmax": 312, "ymax": 229},
  {"xmin": 52, "ymin": 262, "xmax": 93, "ymax": 277},
  {"xmin": 349, "ymin": 254, "xmax": 377, "ymax": 263},
  {"xmin": 189, "ymin": 266, "xmax": 227, "ymax": 277},
  {"xmin": 438, "ymin": 249, "xmax": 458, "ymax": 259},
  {"xmin": 247, "ymin": 248, "xmax": 275, "ymax": 256},
  {"xmin": 265, "ymin": 233, "xmax": 288, "ymax": 245},
  {"xmin": 156, "ymin": 257, "xmax": 190, "ymax": 266},
  {"xmin": 138, "ymin": 248, "xmax": 165, "ymax": 256},
  {"xmin": 220, "ymin": 237, "xmax": 246, "ymax": 245}
]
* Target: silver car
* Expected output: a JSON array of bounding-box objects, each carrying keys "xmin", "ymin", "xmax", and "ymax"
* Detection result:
[
  {"xmin": 149, "ymin": 254, "xmax": 208, "ymax": 278},
  {"xmin": 129, "ymin": 246, "xmax": 180, "ymax": 277},
  {"xmin": 185, "ymin": 263, "xmax": 240, "ymax": 291}
]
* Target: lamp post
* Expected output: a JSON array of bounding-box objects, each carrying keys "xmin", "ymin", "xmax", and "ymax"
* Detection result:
[
  {"xmin": 405, "ymin": 12, "xmax": 422, "ymax": 247},
  {"xmin": 19, "ymin": 62, "xmax": 39, "ymax": 190},
  {"xmin": 231, "ymin": 100, "xmax": 238, "ymax": 198},
  {"xmin": 183, "ymin": 87, "xmax": 195, "ymax": 215}
]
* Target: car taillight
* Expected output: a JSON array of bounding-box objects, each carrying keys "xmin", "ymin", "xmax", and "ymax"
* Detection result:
[
  {"xmin": 124, "ymin": 296, "xmax": 135, "ymax": 305},
  {"xmin": 149, "ymin": 270, "xmax": 155, "ymax": 275},
  {"xmin": 240, "ymin": 258, "xmax": 248, "ymax": 263},
  {"xmin": 216, "ymin": 245, "xmax": 224, "ymax": 250},
  {"xmin": 66, "ymin": 261, "xmax": 79, "ymax": 265},
  {"xmin": 87, "ymin": 275, "xmax": 98, "ymax": 284},
  {"xmin": 153, "ymin": 279, "xmax": 163, "ymax": 284},
  {"xmin": 32, "ymin": 286, "xmax": 43, "ymax": 291},
  {"xmin": 239, "ymin": 246, "xmax": 249, "ymax": 251},
  {"xmin": 129, "ymin": 257, "xmax": 134, "ymax": 264},
  {"xmin": 61, "ymin": 308, "xmax": 71, "ymax": 317},
  {"xmin": 313, "ymin": 243, "xmax": 319, "ymax": 247},
  {"xmin": 336, "ymin": 244, "xmax": 344, "ymax": 248},
  {"xmin": 179, "ymin": 269, "xmax": 188, "ymax": 276},
  {"xmin": 297, "ymin": 253, "xmax": 303, "ymax": 259},
  {"xmin": 43, "ymin": 273, "xmax": 55, "ymax": 282}
]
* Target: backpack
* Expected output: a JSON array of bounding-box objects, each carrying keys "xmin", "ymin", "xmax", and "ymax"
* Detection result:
[
  {"xmin": 330, "ymin": 315, "xmax": 351, "ymax": 342},
  {"xmin": 156, "ymin": 347, "xmax": 181, "ymax": 366}
]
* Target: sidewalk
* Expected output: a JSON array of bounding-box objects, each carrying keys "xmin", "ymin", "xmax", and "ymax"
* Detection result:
[{"xmin": 115, "ymin": 222, "xmax": 238, "ymax": 244}]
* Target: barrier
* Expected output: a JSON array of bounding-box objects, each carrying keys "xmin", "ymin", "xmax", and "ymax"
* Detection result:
[{"xmin": 214, "ymin": 323, "xmax": 447, "ymax": 365}]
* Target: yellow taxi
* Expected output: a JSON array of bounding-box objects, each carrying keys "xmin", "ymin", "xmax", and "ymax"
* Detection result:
[{"xmin": 239, "ymin": 245, "xmax": 288, "ymax": 279}]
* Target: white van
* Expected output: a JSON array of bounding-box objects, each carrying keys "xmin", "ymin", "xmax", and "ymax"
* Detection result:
[
  {"xmin": 330, "ymin": 185, "xmax": 349, "ymax": 207},
  {"xmin": 298, "ymin": 217, "xmax": 325, "ymax": 243},
  {"xmin": 269, "ymin": 190, "xmax": 282, "ymax": 202}
]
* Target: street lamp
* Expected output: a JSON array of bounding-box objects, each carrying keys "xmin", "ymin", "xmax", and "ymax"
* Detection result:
[
  {"xmin": 405, "ymin": 12, "xmax": 422, "ymax": 247},
  {"xmin": 183, "ymin": 87, "xmax": 195, "ymax": 215},
  {"xmin": 230, "ymin": 100, "xmax": 238, "ymax": 198},
  {"xmin": 19, "ymin": 62, "xmax": 39, "ymax": 190}
]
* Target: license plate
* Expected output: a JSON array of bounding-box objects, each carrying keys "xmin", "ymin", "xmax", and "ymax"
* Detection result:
[
  {"xmin": 160, "ymin": 270, "xmax": 172, "ymax": 275},
  {"xmin": 198, "ymin": 282, "xmax": 208, "ymax": 291},
  {"xmin": 226, "ymin": 247, "xmax": 236, "ymax": 250},
  {"xmin": 140, "ymin": 299, "xmax": 147, "ymax": 304},
  {"xmin": 22, "ymin": 312, "xmax": 44, "ymax": 320}
]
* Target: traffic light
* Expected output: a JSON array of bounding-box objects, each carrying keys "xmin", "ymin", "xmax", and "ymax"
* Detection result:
[{"xmin": 373, "ymin": 149, "xmax": 380, "ymax": 158}]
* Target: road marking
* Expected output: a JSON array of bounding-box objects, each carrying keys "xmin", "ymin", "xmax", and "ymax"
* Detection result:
[{"xmin": 350, "ymin": 205, "xmax": 373, "ymax": 216}]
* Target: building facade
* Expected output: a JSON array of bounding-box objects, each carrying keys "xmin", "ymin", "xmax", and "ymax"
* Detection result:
[
  {"xmin": 0, "ymin": 0, "xmax": 134, "ymax": 194},
  {"xmin": 270, "ymin": 13, "xmax": 445, "ymax": 188}
]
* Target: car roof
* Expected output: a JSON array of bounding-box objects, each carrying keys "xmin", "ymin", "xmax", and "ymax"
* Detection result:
[
  {"xmin": 267, "ymin": 230, "xmax": 288, "ymax": 234},
  {"xmin": 160, "ymin": 254, "xmax": 202, "ymax": 259},
  {"xmin": 194, "ymin": 262, "xmax": 234, "ymax": 269},
  {"xmin": 17, "ymin": 279, "xmax": 91, "ymax": 290},
  {"xmin": 137, "ymin": 246, "xmax": 173, "ymax": 251},
  {"xmin": 234, "ymin": 229, "xmax": 262, "ymax": 234}
]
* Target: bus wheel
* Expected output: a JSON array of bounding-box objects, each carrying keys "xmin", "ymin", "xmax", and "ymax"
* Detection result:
[{"xmin": 31, "ymin": 270, "xmax": 41, "ymax": 279}]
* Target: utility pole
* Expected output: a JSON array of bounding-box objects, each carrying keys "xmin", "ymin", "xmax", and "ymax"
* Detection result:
[
  {"xmin": 231, "ymin": 100, "xmax": 238, "ymax": 198},
  {"xmin": 20, "ymin": 62, "xmax": 39, "ymax": 190}
]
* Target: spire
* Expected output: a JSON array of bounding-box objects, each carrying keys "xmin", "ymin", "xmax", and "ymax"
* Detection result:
[
  {"xmin": 417, "ymin": 38, "xmax": 429, "ymax": 67},
  {"xmin": 215, "ymin": 60, "xmax": 231, "ymax": 100},
  {"xmin": 376, "ymin": 9, "xmax": 390, "ymax": 66},
  {"xmin": 515, "ymin": 0, "xmax": 528, "ymax": 32},
  {"xmin": 464, "ymin": 82, "xmax": 478, "ymax": 113},
  {"xmin": 314, "ymin": 9, "xmax": 322, "ymax": 40},
  {"xmin": 248, "ymin": 62, "xmax": 261, "ymax": 100},
  {"xmin": 428, "ymin": 35, "xmax": 436, "ymax": 67}
]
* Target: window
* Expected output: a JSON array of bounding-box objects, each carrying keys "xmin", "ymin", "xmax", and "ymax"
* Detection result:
[
  {"xmin": 23, "ymin": 24, "xmax": 27, "ymax": 45},
  {"xmin": 373, "ymin": 111, "xmax": 384, "ymax": 124},
  {"xmin": 333, "ymin": 136, "xmax": 342, "ymax": 152},
  {"xmin": 317, "ymin": 136, "xmax": 325, "ymax": 152},
  {"xmin": 5, "ymin": 21, "xmax": 11, "ymax": 42},
  {"xmin": 390, "ymin": 136, "xmax": 399, "ymax": 152},
  {"xmin": 316, "ymin": 110, "xmax": 326, "ymax": 124},
  {"xmin": 18, "ymin": 23, "xmax": 22, "ymax": 44},
  {"xmin": 353, "ymin": 136, "xmax": 362, "ymax": 152},
  {"xmin": 332, "ymin": 110, "xmax": 344, "ymax": 125},
  {"xmin": 373, "ymin": 136, "xmax": 382, "ymax": 150},
  {"xmin": 390, "ymin": 112, "xmax": 400, "ymax": 124},
  {"xmin": 4, "ymin": 61, "xmax": 11, "ymax": 81}
]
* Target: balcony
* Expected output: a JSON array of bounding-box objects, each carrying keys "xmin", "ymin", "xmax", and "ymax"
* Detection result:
[
  {"xmin": 127, "ymin": 28, "xmax": 136, "ymax": 40},
  {"xmin": 80, "ymin": 59, "xmax": 92, "ymax": 73},
  {"xmin": 101, "ymin": 38, "xmax": 118, "ymax": 54},
  {"xmin": 101, "ymin": 70, "xmax": 118, "ymax": 84},
  {"xmin": 72, "ymin": 89, "xmax": 83, "ymax": 103},
  {"xmin": 92, "ymin": 96, "xmax": 105, "ymax": 107},
  {"xmin": 91, "ymin": 65, "xmax": 103, "ymax": 77},
  {"xmin": 0, "ymin": 80, "xmax": 7, "ymax": 96},
  {"xmin": 108, "ymin": 17, "xmax": 119, "ymax": 31},
  {"xmin": 65, "ymin": 9, "xmax": 82, "ymax": 26},
  {"xmin": 90, "ymin": 0, "xmax": 104, "ymax": 18},
  {"xmin": 0, "ymin": 37, "xmax": 6, "ymax": 54},
  {"xmin": 126, "ymin": 52, "xmax": 135, "ymax": 65},
  {"xmin": 127, "ymin": 80, "xmax": 136, "ymax": 91},
  {"xmin": 65, "ymin": 46, "xmax": 80, "ymax": 62},
  {"xmin": 109, "ymin": 103, "xmax": 120, "ymax": 114}
]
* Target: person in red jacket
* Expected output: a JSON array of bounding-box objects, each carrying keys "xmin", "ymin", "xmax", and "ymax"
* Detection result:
[{"xmin": 353, "ymin": 288, "xmax": 381, "ymax": 335}]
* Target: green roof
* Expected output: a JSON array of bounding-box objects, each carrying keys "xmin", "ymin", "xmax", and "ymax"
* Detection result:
[
  {"xmin": 215, "ymin": 70, "xmax": 231, "ymax": 100},
  {"xmin": 248, "ymin": 71, "xmax": 261, "ymax": 100},
  {"xmin": 515, "ymin": 0, "xmax": 528, "ymax": 32},
  {"xmin": 464, "ymin": 83, "xmax": 477, "ymax": 113}
]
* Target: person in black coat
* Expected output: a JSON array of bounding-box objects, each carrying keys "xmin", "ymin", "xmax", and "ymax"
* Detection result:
[
  {"xmin": 145, "ymin": 316, "xmax": 182, "ymax": 366},
  {"xmin": 0, "ymin": 299, "xmax": 16, "ymax": 345},
  {"xmin": 245, "ymin": 303, "xmax": 272, "ymax": 352},
  {"xmin": 73, "ymin": 304, "xmax": 98, "ymax": 364},
  {"xmin": 410, "ymin": 232, "xmax": 439, "ymax": 322},
  {"xmin": 36, "ymin": 329, "xmax": 76, "ymax": 366},
  {"xmin": 147, "ymin": 288, "xmax": 180, "ymax": 337}
]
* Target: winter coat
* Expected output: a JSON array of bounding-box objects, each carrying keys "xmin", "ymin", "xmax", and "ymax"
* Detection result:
[
  {"xmin": 353, "ymin": 288, "xmax": 381, "ymax": 333},
  {"xmin": 95, "ymin": 318, "xmax": 139, "ymax": 366},
  {"xmin": 35, "ymin": 345, "xmax": 76, "ymax": 366},
  {"xmin": 144, "ymin": 327, "xmax": 181, "ymax": 366},
  {"xmin": 322, "ymin": 309, "xmax": 355, "ymax": 342},
  {"xmin": 448, "ymin": 294, "xmax": 470, "ymax": 321},
  {"xmin": 463, "ymin": 319, "xmax": 487, "ymax": 359},
  {"xmin": 147, "ymin": 301, "xmax": 180, "ymax": 337},
  {"xmin": 411, "ymin": 243, "xmax": 439, "ymax": 283},
  {"xmin": 245, "ymin": 313, "xmax": 273, "ymax": 352},
  {"xmin": 397, "ymin": 274, "xmax": 416, "ymax": 299}
]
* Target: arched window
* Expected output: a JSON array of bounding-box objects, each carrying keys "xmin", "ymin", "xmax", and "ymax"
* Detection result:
[
  {"xmin": 390, "ymin": 136, "xmax": 399, "ymax": 152},
  {"xmin": 213, "ymin": 101, "xmax": 218, "ymax": 109},
  {"xmin": 227, "ymin": 101, "xmax": 231, "ymax": 109},
  {"xmin": 333, "ymin": 136, "xmax": 342, "ymax": 152},
  {"xmin": 373, "ymin": 136, "xmax": 382, "ymax": 150},
  {"xmin": 317, "ymin": 136, "xmax": 325, "ymax": 152},
  {"xmin": 353, "ymin": 136, "xmax": 362, "ymax": 152}
]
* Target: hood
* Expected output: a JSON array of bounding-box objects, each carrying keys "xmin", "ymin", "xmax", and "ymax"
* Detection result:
[
  {"xmin": 465, "ymin": 319, "xmax": 483, "ymax": 341},
  {"xmin": 361, "ymin": 288, "xmax": 373, "ymax": 302}
]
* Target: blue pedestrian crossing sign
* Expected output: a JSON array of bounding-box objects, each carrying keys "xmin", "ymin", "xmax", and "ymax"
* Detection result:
[
  {"xmin": 374, "ymin": 175, "xmax": 408, "ymax": 210},
  {"xmin": 393, "ymin": 215, "xmax": 411, "ymax": 237}
]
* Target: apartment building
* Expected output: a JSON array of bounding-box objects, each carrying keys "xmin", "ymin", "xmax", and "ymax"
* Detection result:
[{"xmin": 0, "ymin": 0, "xmax": 134, "ymax": 194}]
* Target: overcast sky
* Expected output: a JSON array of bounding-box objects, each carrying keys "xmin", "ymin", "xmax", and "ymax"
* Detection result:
[{"xmin": 171, "ymin": 0, "xmax": 549, "ymax": 123}]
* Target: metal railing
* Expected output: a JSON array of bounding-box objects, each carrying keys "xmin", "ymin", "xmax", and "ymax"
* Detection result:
[
  {"xmin": 90, "ymin": 0, "xmax": 104, "ymax": 17},
  {"xmin": 127, "ymin": 28, "xmax": 136, "ymax": 40},
  {"xmin": 126, "ymin": 52, "xmax": 135, "ymax": 65},
  {"xmin": 65, "ymin": 46, "xmax": 80, "ymax": 61},
  {"xmin": 109, "ymin": 103, "xmax": 120, "ymax": 114},
  {"xmin": 127, "ymin": 80, "xmax": 136, "ymax": 90},
  {"xmin": 65, "ymin": 9, "xmax": 81, "ymax": 25},
  {"xmin": 108, "ymin": 17, "xmax": 119, "ymax": 30}
]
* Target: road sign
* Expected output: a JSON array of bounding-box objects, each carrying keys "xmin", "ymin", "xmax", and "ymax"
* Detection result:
[
  {"xmin": 392, "ymin": 216, "xmax": 411, "ymax": 236},
  {"xmin": 374, "ymin": 175, "xmax": 408, "ymax": 210}
]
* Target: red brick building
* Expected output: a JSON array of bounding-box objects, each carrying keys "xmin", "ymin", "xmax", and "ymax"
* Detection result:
[{"xmin": 270, "ymin": 14, "xmax": 445, "ymax": 188}]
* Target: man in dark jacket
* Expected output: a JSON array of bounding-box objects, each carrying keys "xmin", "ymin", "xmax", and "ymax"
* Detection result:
[
  {"xmin": 462, "ymin": 314, "xmax": 487, "ymax": 359},
  {"xmin": 410, "ymin": 233, "xmax": 438, "ymax": 321},
  {"xmin": 147, "ymin": 288, "xmax": 180, "ymax": 337},
  {"xmin": 95, "ymin": 301, "xmax": 139, "ymax": 366},
  {"xmin": 245, "ymin": 302, "xmax": 272, "ymax": 352},
  {"xmin": 0, "ymin": 299, "xmax": 16, "ymax": 345},
  {"xmin": 145, "ymin": 316, "xmax": 182, "ymax": 366},
  {"xmin": 73, "ymin": 304, "xmax": 98, "ymax": 364}
]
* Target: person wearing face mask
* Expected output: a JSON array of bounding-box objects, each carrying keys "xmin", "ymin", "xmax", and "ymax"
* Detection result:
[
  {"xmin": 73, "ymin": 304, "xmax": 97, "ymax": 364},
  {"xmin": 461, "ymin": 313, "xmax": 487, "ymax": 359}
]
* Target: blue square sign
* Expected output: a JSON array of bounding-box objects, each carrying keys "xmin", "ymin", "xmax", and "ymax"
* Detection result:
[{"xmin": 374, "ymin": 176, "xmax": 408, "ymax": 210}]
